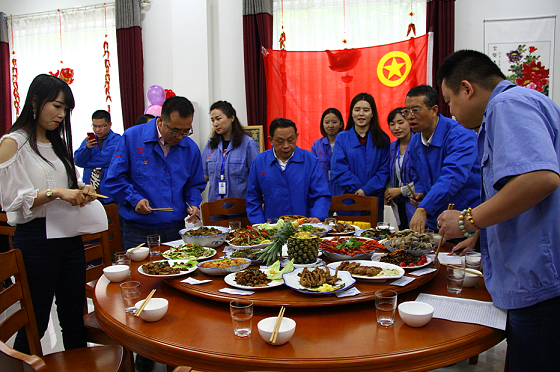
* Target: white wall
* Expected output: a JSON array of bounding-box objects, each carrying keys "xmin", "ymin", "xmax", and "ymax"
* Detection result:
[{"xmin": 455, "ymin": 0, "xmax": 560, "ymax": 105}]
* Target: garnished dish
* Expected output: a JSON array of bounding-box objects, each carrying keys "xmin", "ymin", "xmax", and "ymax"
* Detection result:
[
  {"xmin": 385, "ymin": 229, "xmax": 435, "ymax": 252},
  {"xmin": 199, "ymin": 257, "xmax": 248, "ymax": 268},
  {"xmin": 319, "ymin": 236, "xmax": 386, "ymax": 261},
  {"xmin": 282, "ymin": 266, "xmax": 356, "ymax": 295},
  {"xmin": 227, "ymin": 227, "xmax": 275, "ymax": 249},
  {"xmin": 280, "ymin": 215, "xmax": 307, "ymax": 223},
  {"xmin": 197, "ymin": 257, "xmax": 252, "ymax": 276},
  {"xmin": 355, "ymin": 228, "xmax": 392, "ymax": 240},
  {"xmin": 138, "ymin": 260, "xmax": 197, "ymax": 277},
  {"xmin": 227, "ymin": 248, "xmax": 264, "ymax": 263},
  {"xmin": 182, "ymin": 226, "xmax": 222, "ymax": 236},
  {"xmin": 376, "ymin": 249, "xmax": 432, "ymax": 269},
  {"xmin": 298, "ymin": 223, "xmax": 331, "ymax": 237},
  {"xmin": 328, "ymin": 222, "xmax": 359, "ymax": 235},
  {"xmin": 224, "ymin": 268, "xmax": 285, "ymax": 290},
  {"xmin": 328, "ymin": 260, "xmax": 404, "ymax": 282},
  {"xmin": 161, "ymin": 244, "xmax": 216, "ymax": 260}
]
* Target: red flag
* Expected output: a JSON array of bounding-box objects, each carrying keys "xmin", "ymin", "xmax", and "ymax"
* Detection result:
[{"xmin": 264, "ymin": 34, "xmax": 430, "ymax": 151}]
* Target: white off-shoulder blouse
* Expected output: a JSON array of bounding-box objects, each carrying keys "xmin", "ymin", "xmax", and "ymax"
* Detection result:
[{"xmin": 0, "ymin": 129, "xmax": 82, "ymax": 226}]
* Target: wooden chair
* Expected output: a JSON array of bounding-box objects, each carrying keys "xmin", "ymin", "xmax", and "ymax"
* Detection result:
[
  {"xmin": 328, "ymin": 194, "xmax": 378, "ymax": 227},
  {"xmin": 0, "ymin": 249, "xmax": 125, "ymax": 372},
  {"xmin": 81, "ymin": 231, "xmax": 135, "ymax": 372},
  {"xmin": 200, "ymin": 197, "xmax": 251, "ymax": 228},
  {"xmin": 103, "ymin": 203, "xmax": 122, "ymax": 255},
  {"xmin": 0, "ymin": 211, "xmax": 15, "ymax": 251}
]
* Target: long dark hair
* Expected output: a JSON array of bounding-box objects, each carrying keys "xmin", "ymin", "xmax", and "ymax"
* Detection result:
[
  {"xmin": 345, "ymin": 92, "xmax": 388, "ymax": 148},
  {"xmin": 208, "ymin": 101, "xmax": 247, "ymax": 149},
  {"xmin": 320, "ymin": 108, "xmax": 344, "ymax": 137},
  {"xmin": 8, "ymin": 74, "xmax": 78, "ymax": 188}
]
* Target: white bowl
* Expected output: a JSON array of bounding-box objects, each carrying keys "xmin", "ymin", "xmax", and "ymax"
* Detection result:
[
  {"xmin": 462, "ymin": 269, "xmax": 482, "ymax": 288},
  {"xmin": 398, "ymin": 301, "xmax": 434, "ymax": 327},
  {"xmin": 179, "ymin": 226, "xmax": 229, "ymax": 248},
  {"xmin": 126, "ymin": 247, "xmax": 149, "ymax": 261},
  {"xmin": 258, "ymin": 317, "xmax": 296, "ymax": 345},
  {"xmin": 134, "ymin": 298, "xmax": 168, "ymax": 322},
  {"xmin": 103, "ymin": 265, "xmax": 129, "ymax": 282},
  {"xmin": 197, "ymin": 258, "xmax": 251, "ymax": 276}
]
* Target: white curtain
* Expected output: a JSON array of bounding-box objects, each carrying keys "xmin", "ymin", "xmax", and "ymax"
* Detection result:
[
  {"xmin": 272, "ymin": 0, "xmax": 427, "ymax": 51},
  {"xmin": 8, "ymin": 4, "xmax": 122, "ymax": 152}
]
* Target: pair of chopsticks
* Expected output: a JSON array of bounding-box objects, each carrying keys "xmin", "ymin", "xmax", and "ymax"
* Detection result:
[
  {"xmin": 434, "ymin": 203, "xmax": 454, "ymax": 262},
  {"xmin": 185, "ymin": 201, "xmax": 201, "ymax": 221},
  {"xmin": 441, "ymin": 263, "xmax": 484, "ymax": 277},
  {"xmin": 149, "ymin": 207, "xmax": 174, "ymax": 211},
  {"xmin": 134, "ymin": 289, "xmax": 157, "ymax": 317},
  {"xmin": 270, "ymin": 306, "xmax": 285, "ymax": 344},
  {"xmin": 406, "ymin": 183, "xmax": 417, "ymax": 199},
  {"xmin": 127, "ymin": 242, "xmax": 145, "ymax": 256},
  {"xmin": 87, "ymin": 192, "xmax": 108, "ymax": 199}
]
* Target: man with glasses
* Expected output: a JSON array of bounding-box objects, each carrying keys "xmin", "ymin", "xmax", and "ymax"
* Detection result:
[
  {"xmin": 403, "ymin": 85, "xmax": 481, "ymax": 234},
  {"xmin": 74, "ymin": 110, "xmax": 121, "ymax": 203}
]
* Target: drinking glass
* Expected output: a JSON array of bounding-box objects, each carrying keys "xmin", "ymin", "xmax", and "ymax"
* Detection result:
[
  {"xmin": 375, "ymin": 290, "xmax": 397, "ymax": 327},
  {"xmin": 377, "ymin": 222, "xmax": 391, "ymax": 230},
  {"xmin": 230, "ymin": 300, "xmax": 253, "ymax": 337},
  {"xmin": 229, "ymin": 221, "xmax": 242, "ymax": 231},
  {"xmin": 120, "ymin": 281, "xmax": 141, "ymax": 313},
  {"xmin": 115, "ymin": 252, "xmax": 131, "ymax": 277},
  {"xmin": 447, "ymin": 260, "xmax": 466, "ymax": 294},
  {"xmin": 465, "ymin": 251, "xmax": 482, "ymax": 270},
  {"xmin": 147, "ymin": 234, "xmax": 161, "ymax": 261}
]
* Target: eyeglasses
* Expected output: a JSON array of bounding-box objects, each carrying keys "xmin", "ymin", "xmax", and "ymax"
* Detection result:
[
  {"xmin": 401, "ymin": 107, "xmax": 432, "ymax": 117},
  {"xmin": 164, "ymin": 121, "xmax": 193, "ymax": 137},
  {"xmin": 92, "ymin": 124, "xmax": 108, "ymax": 129}
]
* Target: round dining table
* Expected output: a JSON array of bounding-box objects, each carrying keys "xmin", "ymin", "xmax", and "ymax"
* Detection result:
[{"xmin": 94, "ymin": 244, "xmax": 505, "ymax": 372}]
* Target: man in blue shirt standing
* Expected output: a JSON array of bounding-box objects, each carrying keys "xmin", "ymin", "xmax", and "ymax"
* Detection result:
[
  {"xmin": 105, "ymin": 96, "xmax": 206, "ymax": 248},
  {"xmin": 246, "ymin": 118, "xmax": 331, "ymax": 224},
  {"xmin": 404, "ymin": 85, "xmax": 481, "ymax": 232},
  {"xmin": 436, "ymin": 50, "xmax": 560, "ymax": 371},
  {"xmin": 74, "ymin": 110, "xmax": 121, "ymax": 203}
]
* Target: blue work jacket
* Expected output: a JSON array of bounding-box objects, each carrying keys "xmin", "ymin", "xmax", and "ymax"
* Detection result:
[
  {"xmin": 202, "ymin": 135, "xmax": 259, "ymax": 202},
  {"xmin": 104, "ymin": 119, "xmax": 206, "ymax": 229},
  {"xmin": 330, "ymin": 128, "xmax": 390, "ymax": 218},
  {"xmin": 74, "ymin": 130, "xmax": 122, "ymax": 203},
  {"xmin": 310, "ymin": 136, "xmax": 333, "ymax": 189},
  {"xmin": 409, "ymin": 114, "xmax": 481, "ymax": 230},
  {"xmin": 389, "ymin": 136, "xmax": 416, "ymax": 222},
  {"xmin": 246, "ymin": 147, "xmax": 331, "ymax": 224}
]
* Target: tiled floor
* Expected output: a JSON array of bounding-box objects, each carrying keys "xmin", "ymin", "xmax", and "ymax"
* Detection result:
[{"xmin": 1, "ymin": 297, "xmax": 506, "ymax": 372}]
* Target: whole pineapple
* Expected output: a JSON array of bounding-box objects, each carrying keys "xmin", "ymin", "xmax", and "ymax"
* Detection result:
[{"xmin": 287, "ymin": 232, "xmax": 319, "ymax": 264}]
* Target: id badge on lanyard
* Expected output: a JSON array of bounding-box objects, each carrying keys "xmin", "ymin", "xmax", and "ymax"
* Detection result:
[{"xmin": 219, "ymin": 150, "xmax": 227, "ymax": 195}]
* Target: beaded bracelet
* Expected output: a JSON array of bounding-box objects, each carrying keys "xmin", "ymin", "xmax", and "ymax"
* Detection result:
[
  {"xmin": 459, "ymin": 209, "xmax": 476, "ymax": 238},
  {"xmin": 465, "ymin": 207, "xmax": 480, "ymax": 229}
]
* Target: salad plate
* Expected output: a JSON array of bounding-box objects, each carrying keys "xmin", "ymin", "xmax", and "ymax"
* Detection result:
[{"xmin": 161, "ymin": 244, "xmax": 216, "ymax": 260}]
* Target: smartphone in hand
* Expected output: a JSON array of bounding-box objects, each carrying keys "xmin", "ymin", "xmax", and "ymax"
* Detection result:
[{"xmin": 87, "ymin": 132, "xmax": 97, "ymax": 145}]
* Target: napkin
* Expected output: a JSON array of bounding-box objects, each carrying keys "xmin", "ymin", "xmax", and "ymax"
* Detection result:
[
  {"xmin": 219, "ymin": 288, "xmax": 254, "ymax": 295},
  {"xmin": 181, "ymin": 278, "xmax": 212, "ymax": 284},
  {"xmin": 409, "ymin": 267, "xmax": 437, "ymax": 276},
  {"xmin": 390, "ymin": 276, "xmax": 415, "ymax": 287},
  {"xmin": 336, "ymin": 287, "xmax": 361, "ymax": 297}
]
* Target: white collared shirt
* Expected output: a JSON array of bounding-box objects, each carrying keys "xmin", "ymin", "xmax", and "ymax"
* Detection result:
[{"xmin": 273, "ymin": 148, "xmax": 294, "ymax": 171}]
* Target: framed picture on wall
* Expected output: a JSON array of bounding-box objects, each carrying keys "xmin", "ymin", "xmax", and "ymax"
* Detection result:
[{"xmin": 245, "ymin": 125, "xmax": 265, "ymax": 153}]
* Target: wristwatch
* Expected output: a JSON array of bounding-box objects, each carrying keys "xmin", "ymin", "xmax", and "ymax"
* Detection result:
[{"xmin": 46, "ymin": 189, "xmax": 53, "ymax": 198}]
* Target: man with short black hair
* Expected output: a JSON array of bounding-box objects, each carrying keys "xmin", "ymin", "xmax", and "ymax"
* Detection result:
[
  {"xmin": 74, "ymin": 110, "xmax": 121, "ymax": 203},
  {"xmin": 246, "ymin": 118, "xmax": 331, "ymax": 224},
  {"xmin": 436, "ymin": 49, "xmax": 560, "ymax": 371},
  {"xmin": 404, "ymin": 84, "xmax": 481, "ymax": 232}
]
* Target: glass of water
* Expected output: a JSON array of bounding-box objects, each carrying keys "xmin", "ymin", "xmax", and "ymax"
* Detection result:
[
  {"xmin": 147, "ymin": 234, "xmax": 161, "ymax": 261},
  {"xmin": 230, "ymin": 300, "xmax": 253, "ymax": 337},
  {"xmin": 120, "ymin": 281, "xmax": 141, "ymax": 313},
  {"xmin": 375, "ymin": 290, "xmax": 397, "ymax": 327}
]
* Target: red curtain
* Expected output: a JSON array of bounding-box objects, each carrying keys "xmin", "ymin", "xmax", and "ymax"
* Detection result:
[
  {"xmin": 426, "ymin": 0, "xmax": 455, "ymax": 117},
  {"xmin": 0, "ymin": 13, "xmax": 11, "ymax": 136},
  {"xmin": 243, "ymin": 1, "xmax": 273, "ymax": 140},
  {"xmin": 116, "ymin": 0, "xmax": 144, "ymax": 130},
  {"xmin": 264, "ymin": 35, "xmax": 430, "ymax": 152}
]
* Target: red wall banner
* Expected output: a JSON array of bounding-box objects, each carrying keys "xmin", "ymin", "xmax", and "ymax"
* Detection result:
[{"xmin": 264, "ymin": 34, "xmax": 430, "ymax": 151}]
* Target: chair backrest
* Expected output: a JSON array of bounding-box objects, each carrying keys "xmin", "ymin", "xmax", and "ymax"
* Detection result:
[
  {"xmin": 83, "ymin": 230, "xmax": 112, "ymax": 299},
  {"xmin": 200, "ymin": 198, "xmax": 251, "ymax": 228},
  {"xmin": 329, "ymin": 194, "xmax": 378, "ymax": 226},
  {"xmin": 0, "ymin": 249, "xmax": 43, "ymax": 359},
  {"xmin": 0, "ymin": 212, "xmax": 15, "ymax": 251},
  {"xmin": 103, "ymin": 204, "xmax": 122, "ymax": 254}
]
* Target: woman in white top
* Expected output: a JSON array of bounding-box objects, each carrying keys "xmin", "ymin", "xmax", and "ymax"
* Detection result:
[{"xmin": 0, "ymin": 74, "xmax": 96, "ymax": 353}]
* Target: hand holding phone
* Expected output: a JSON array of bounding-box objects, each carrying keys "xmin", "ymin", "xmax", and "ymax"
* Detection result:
[{"xmin": 86, "ymin": 132, "xmax": 98, "ymax": 148}]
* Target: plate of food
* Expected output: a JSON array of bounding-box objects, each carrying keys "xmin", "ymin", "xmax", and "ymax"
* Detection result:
[
  {"xmin": 327, "ymin": 260, "xmax": 404, "ymax": 282},
  {"xmin": 319, "ymin": 236, "xmax": 386, "ymax": 261},
  {"xmin": 224, "ymin": 268, "xmax": 284, "ymax": 290},
  {"xmin": 226, "ymin": 227, "xmax": 275, "ymax": 250},
  {"xmin": 138, "ymin": 260, "xmax": 197, "ymax": 277},
  {"xmin": 373, "ymin": 250, "xmax": 432, "ymax": 269},
  {"xmin": 161, "ymin": 244, "xmax": 216, "ymax": 260},
  {"xmin": 384, "ymin": 229, "xmax": 435, "ymax": 256},
  {"xmin": 282, "ymin": 266, "xmax": 355, "ymax": 295},
  {"xmin": 225, "ymin": 248, "xmax": 264, "ymax": 264},
  {"xmin": 355, "ymin": 228, "xmax": 393, "ymax": 240},
  {"xmin": 298, "ymin": 223, "xmax": 332, "ymax": 237},
  {"xmin": 197, "ymin": 257, "xmax": 252, "ymax": 276},
  {"xmin": 328, "ymin": 222, "xmax": 360, "ymax": 236}
]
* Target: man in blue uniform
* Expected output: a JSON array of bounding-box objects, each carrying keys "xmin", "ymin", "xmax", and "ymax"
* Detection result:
[
  {"xmin": 246, "ymin": 118, "xmax": 331, "ymax": 224},
  {"xmin": 436, "ymin": 50, "xmax": 560, "ymax": 371},
  {"xmin": 404, "ymin": 85, "xmax": 481, "ymax": 232},
  {"xmin": 74, "ymin": 110, "xmax": 121, "ymax": 203}
]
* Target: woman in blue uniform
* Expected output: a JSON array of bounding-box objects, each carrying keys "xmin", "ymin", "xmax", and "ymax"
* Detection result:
[
  {"xmin": 330, "ymin": 93, "xmax": 390, "ymax": 220},
  {"xmin": 310, "ymin": 108, "xmax": 344, "ymax": 189},
  {"xmin": 202, "ymin": 101, "xmax": 259, "ymax": 202},
  {"xmin": 384, "ymin": 108, "xmax": 416, "ymax": 230}
]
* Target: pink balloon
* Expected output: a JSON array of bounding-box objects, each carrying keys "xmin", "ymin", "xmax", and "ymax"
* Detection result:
[
  {"xmin": 146, "ymin": 85, "xmax": 165, "ymax": 106},
  {"xmin": 146, "ymin": 105, "xmax": 162, "ymax": 116}
]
